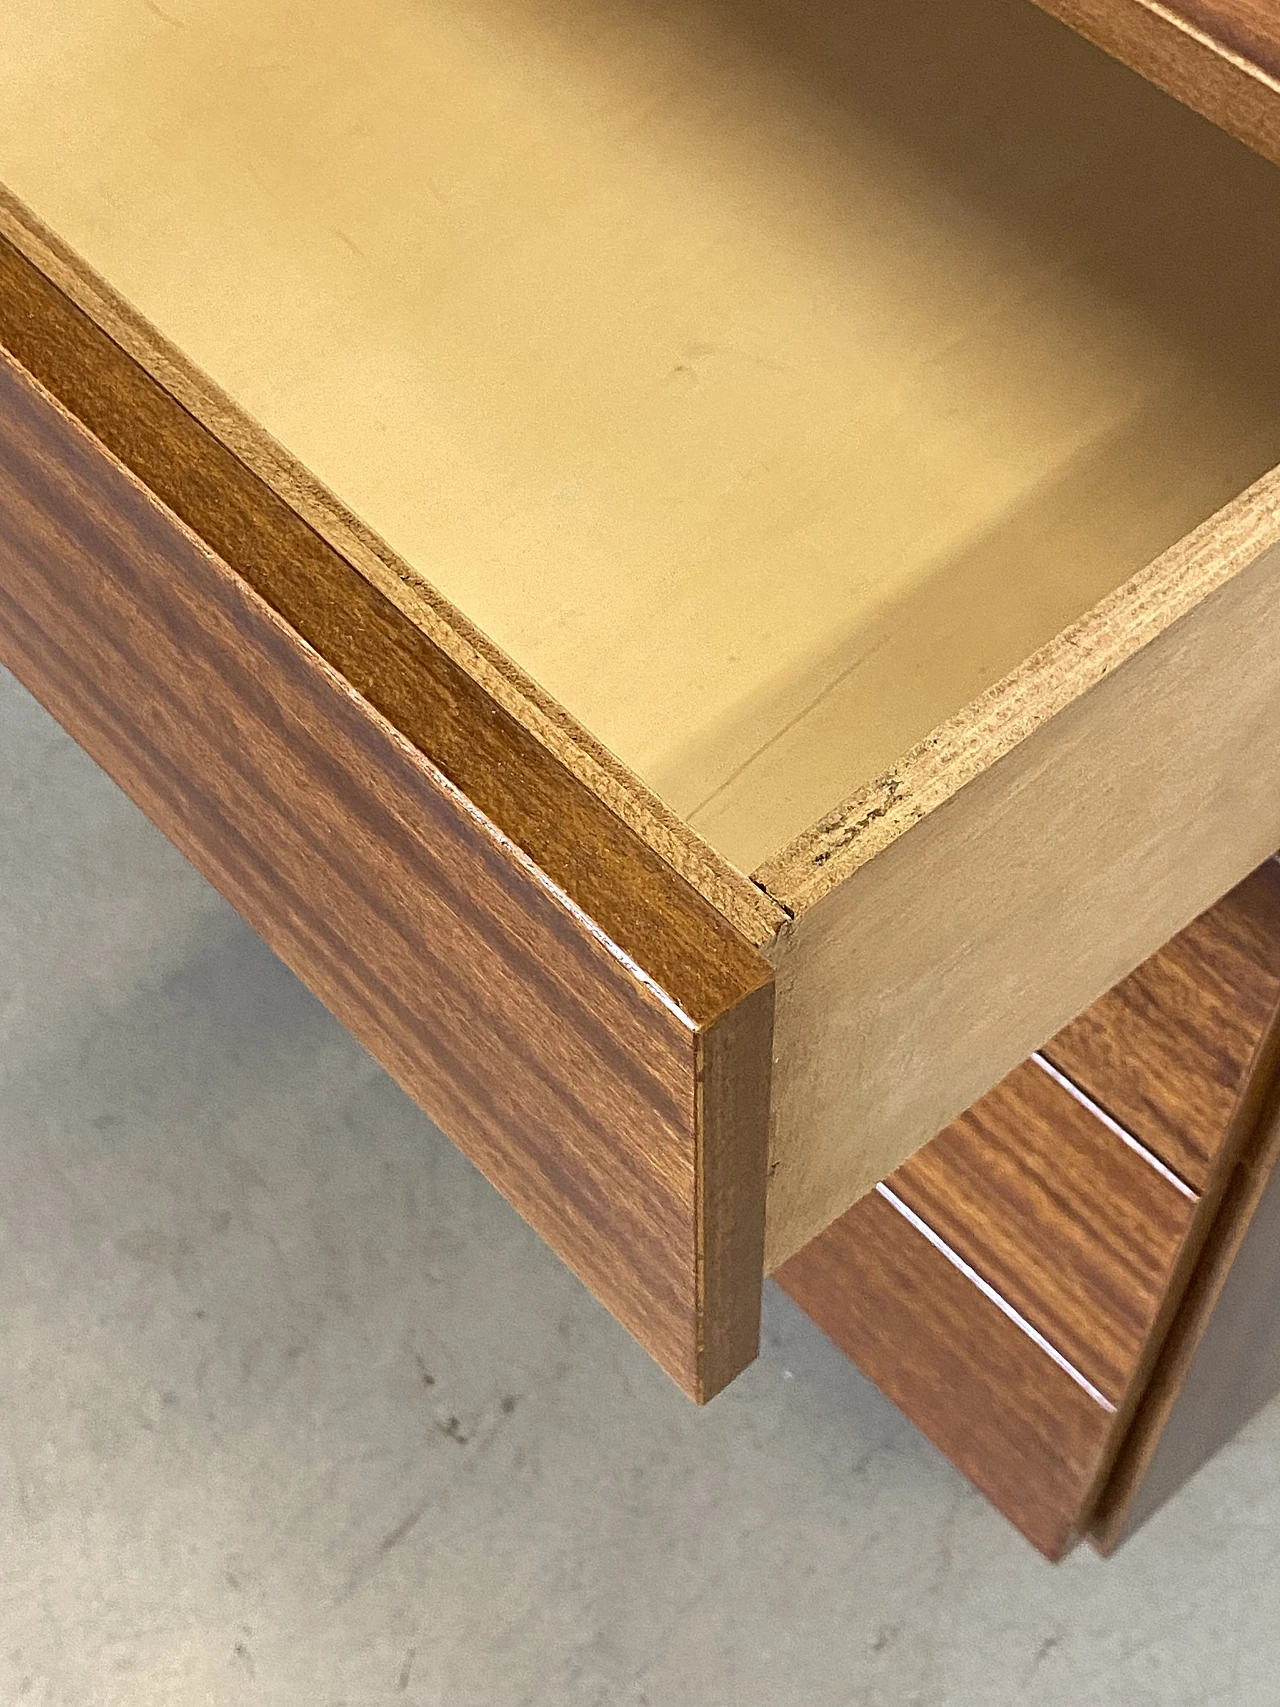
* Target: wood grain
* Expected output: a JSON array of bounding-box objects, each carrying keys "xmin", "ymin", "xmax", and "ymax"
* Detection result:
[
  {"xmin": 776, "ymin": 1187, "xmax": 1115, "ymax": 1561},
  {"xmin": 1045, "ymin": 861, "xmax": 1280, "ymax": 1190},
  {"xmin": 1030, "ymin": 0, "xmax": 1280, "ymax": 167},
  {"xmin": 12, "ymin": 0, "xmax": 1280, "ymax": 1266},
  {"xmin": 24, "ymin": 198, "xmax": 1280, "ymax": 1289},
  {"xmin": 0, "ymin": 231, "xmax": 780, "ymax": 998},
  {"xmin": 891, "ymin": 1061, "xmax": 1195, "ymax": 1404},
  {"xmin": 0, "ymin": 344, "xmax": 774, "ymax": 1402},
  {"xmin": 9, "ymin": 0, "xmax": 1280, "ymax": 1290}
]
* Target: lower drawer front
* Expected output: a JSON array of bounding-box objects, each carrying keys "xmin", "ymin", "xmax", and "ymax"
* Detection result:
[
  {"xmin": 890, "ymin": 1057, "xmax": 1196, "ymax": 1403},
  {"xmin": 776, "ymin": 1185, "xmax": 1116, "ymax": 1561},
  {"xmin": 779, "ymin": 1011, "xmax": 1208, "ymax": 1557}
]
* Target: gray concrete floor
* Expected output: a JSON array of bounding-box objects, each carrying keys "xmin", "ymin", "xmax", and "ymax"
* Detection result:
[{"xmin": 3, "ymin": 663, "xmax": 1280, "ymax": 1707}]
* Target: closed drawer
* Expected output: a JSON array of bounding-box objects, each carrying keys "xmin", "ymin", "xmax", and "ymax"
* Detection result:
[
  {"xmin": 779, "ymin": 863, "xmax": 1280, "ymax": 1555},
  {"xmin": 4, "ymin": 0, "xmax": 1280, "ymax": 1398}
]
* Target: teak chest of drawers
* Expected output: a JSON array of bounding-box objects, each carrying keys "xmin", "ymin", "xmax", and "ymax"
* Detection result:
[{"xmin": 4, "ymin": 0, "xmax": 1280, "ymax": 1417}]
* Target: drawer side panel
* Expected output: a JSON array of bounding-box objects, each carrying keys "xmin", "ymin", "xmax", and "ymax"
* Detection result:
[{"xmin": 765, "ymin": 518, "xmax": 1280, "ymax": 1268}]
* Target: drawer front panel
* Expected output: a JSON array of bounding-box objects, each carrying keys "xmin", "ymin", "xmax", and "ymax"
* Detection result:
[
  {"xmin": 1044, "ymin": 862, "xmax": 1280, "ymax": 1191},
  {"xmin": 0, "ymin": 344, "xmax": 773, "ymax": 1402},
  {"xmin": 891, "ymin": 1057, "xmax": 1196, "ymax": 1403},
  {"xmin": 776, "ymin": 1186, "xmax": 1116, "ymax": 1560}
]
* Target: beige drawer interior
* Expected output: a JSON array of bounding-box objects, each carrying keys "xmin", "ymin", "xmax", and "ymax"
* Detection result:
[
  {"xmin": 6, "ymin": 0, "xmax": 1280, "ymax": 873},
  {"xmin": 4, "ymin": 0, "xmax": 1280, "ymax": 1379}
]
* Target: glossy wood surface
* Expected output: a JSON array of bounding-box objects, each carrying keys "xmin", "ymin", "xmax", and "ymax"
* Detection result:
[
  {"xmin": 0, "ymin": 345, "xmax": 774, "ymax": 1402},
  {"xmin": 891, "ymin": 1060, "xmax": 1194, "ymax": 1403},
  {"xmin": 776, "ymin": 1187, "xmax": 1115, "ymax": 1561},
  {"xmin": 1045, "ymin": 861, "xmax": 1280, "ymax": 1191}
]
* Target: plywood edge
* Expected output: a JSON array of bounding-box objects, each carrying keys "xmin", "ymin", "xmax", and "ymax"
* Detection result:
[
  {"xmin": 1029, "ymin": 0, "xmax": 1280, "ymax": 167},
  {"xmin": 758, "ymin": 464, "xmax": 1280, "ymax": 915},
  {"xmin": 0, "ymin": 184, "xmax": 783, "ymax": 950}
]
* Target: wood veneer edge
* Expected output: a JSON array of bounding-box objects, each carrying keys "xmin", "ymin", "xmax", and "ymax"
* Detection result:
[{"xmin": 697, "ymin": 980, "xmax": 774, "ymax": 1399}]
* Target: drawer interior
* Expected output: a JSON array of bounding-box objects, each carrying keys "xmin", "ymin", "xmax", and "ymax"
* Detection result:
[{"xmin": 4, "ymin": 0, "xmax": 1280, "ymax": 876}]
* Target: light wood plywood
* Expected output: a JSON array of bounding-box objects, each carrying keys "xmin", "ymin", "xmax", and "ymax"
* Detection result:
[
  {"xmin": 764, "ymin": 503, "xmax": 1280, "ymax": 1267},
  {"xmin": 5, "ymin": 0, "xmax": 1280, "ymax": 872}
]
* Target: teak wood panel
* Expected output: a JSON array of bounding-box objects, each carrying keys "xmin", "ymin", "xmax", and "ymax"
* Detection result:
[
  {"xmin": 1044, "ymin": 861, "xmax": 1280, "ymax": 1190},
  {"xmin": 890, "ymin": 1061, "xmax": 1195, "ymax": 1404},
  {"xmin": 0, "ymin": 345, "xmax": 774, "ymax": 1403},
  {"xmin": 775, "ymin": 1186, "xmax": 1116, "ymax": 1561},
  {"xmin": 778, "ymin": 1061, "xmax": 1199, "ymax": 1558},
  {"xmin": 1031, "ymin": 0, "xmax": 1280, "ymax": 168}
]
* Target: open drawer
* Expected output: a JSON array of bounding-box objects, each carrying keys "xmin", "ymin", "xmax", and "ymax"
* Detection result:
[{"xmin": 3, "ymin": 0, "xmax": 1280, "ymax": 1401}]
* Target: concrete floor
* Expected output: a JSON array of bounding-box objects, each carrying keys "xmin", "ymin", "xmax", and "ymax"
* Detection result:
[{"xmin": 3, "ymin": 663, "xmax": 1280, "ymax": 1707}]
